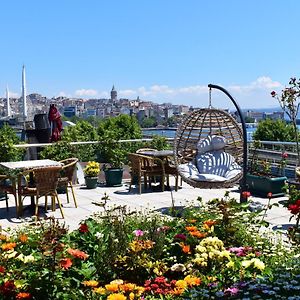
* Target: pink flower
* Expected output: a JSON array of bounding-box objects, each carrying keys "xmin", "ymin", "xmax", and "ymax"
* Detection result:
[
  {"xmin": 225, "ymin": 287, "xmax": 239, "ymax": 296},
  {"xmin": 282, "ymin": 152, "xmax": 288, "ymax": 159},
  {"xmin": 242, "ymin": 191, "xmax": 251, "ymax": 199},
  {"xmin": 267, "ymin": 192, "xmax": 273, "ymax": 198},
  {"xmin": 133, "ymin": 229, "xmax": 144, "ymax": 237}
]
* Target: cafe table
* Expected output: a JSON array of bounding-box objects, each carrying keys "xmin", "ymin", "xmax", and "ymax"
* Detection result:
[
  {"xmin": 137, "ymin": 149, "xmax": 174, "ymax": 159},
  {"xmin": 0, "ymin": 159, "xmax": 62, "ymax": 216},
  {"xmin": 136, "ymin": 150, "xmax": 179, "ymax": 190}
]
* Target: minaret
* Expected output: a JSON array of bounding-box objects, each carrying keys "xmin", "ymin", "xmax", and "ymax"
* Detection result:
[
  {"xmin": 6, "ymin": 85, "xmax": 11, "ymax": 117},
  {"xmin": 22, "ymin": 65, "xmax": 27, "ymax": 119}
]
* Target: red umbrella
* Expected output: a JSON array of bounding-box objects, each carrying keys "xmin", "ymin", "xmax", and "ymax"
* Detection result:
[{"xmin": 48, "ymin": 104, "xmax": 63, "ymax": 142}]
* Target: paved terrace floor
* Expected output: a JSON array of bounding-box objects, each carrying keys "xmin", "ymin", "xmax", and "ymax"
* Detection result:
[{"xmin": 0, "ymin": 178, "xmax": 294, "ymax": 232}]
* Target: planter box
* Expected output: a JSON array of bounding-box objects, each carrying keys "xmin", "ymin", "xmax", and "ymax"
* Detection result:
[{"xmin": 246, "ymin": 174, "xmax": 287, "ymax": 197}]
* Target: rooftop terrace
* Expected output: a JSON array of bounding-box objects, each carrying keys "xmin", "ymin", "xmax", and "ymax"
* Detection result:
[{"xmin": 0, "ymin": 177, "xmax": 293, "ymax": 233}]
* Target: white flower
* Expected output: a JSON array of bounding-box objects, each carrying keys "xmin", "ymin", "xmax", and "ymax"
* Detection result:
[
  {"xmin": 95, "ymin": 232, "xmax": 104, "ymax": 239},
  {"xmin": 171, "ymin": 263, "xmax": 186, "ymax": 272}
]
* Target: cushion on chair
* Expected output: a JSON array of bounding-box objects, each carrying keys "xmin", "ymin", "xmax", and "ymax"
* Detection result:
[{"xmin": 179, "ymin": 135, "xmax": 242, "ymax": 182}]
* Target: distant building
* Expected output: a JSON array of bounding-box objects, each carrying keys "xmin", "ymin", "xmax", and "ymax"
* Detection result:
[
  {"xmin": 64, "ymin": 106, "xmax": 77, "ymax": 117},
  {"xmin": 111, "ymin": 85, "xmax": 117, "ymax": 102}
]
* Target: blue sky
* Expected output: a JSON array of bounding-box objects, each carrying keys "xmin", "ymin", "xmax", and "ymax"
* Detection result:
[{"xmin": 1, "ymin": 0, "xmax": 299, "ymax": 109}]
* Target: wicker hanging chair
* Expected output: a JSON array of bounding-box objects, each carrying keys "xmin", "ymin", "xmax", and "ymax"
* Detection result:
[{"xmin": 174, "ymin": 107, "xmax": 244, "ymax": 189}]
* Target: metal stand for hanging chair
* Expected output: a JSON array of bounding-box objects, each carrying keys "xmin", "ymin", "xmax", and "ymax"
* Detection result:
[{"xmin": 173, "ymin": 84, "xmax": 248, "ymax": 202}]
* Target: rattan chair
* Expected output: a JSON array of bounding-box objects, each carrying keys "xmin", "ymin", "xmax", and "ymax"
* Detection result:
[
  {"xmin": 57, "ymin": 158, "xmax": 78, "ymax": 208},
  {"xmin": 0, "ymin": 174, "xmax": 18, "ymax": 213},
  {"xmin": 128, "ymin": 153, "xmax": 166, "ymax": 194},
  {"xmin": 174, "ymin": 108, "xmax": 243, "ymax": 189},
  {"xmin": 17, "ymin": 166, "xmax": 64, "ymax": 218}
]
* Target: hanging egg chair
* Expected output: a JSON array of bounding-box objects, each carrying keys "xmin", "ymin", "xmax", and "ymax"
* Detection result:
[{"xmin": 174, "ymin": 84, "xmax": 247, "ymax": 190}]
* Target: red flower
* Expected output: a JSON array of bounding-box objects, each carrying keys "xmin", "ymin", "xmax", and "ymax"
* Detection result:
[
  {"xmin": 0, "ymin": 280, "xmax": 16, "ymax": 295},
  {"xmin": 241, "ymin": 191, "xmax": 251, "ymax": 199},
  {"xmin": 267, "ymin": 192, "xmax": 273, "ymax": 198},
  {"xmin": 271, "ymin": 91, "xmax": 276, "ymax": 97},
  {"xmin": 60, "ymin": 258, "xmax": 73, "ymax": 269},
  {"xmin": 174, "ymin": 234, "xmax": 187, "ymax": 241},
  {"xmin": 296, "ymin": 199, "xmax": 300, "ymax": 206},
  {"xmin": 67, "ymin": 248, "xmax": 89, "ymax": 260},
  {"xmin": 79, "ymin": 223, "xmax": 89, "ymax": 233},
  {"xmin": 0, "ymin": 266, "xmax": 5, "ymax": 273},
  {"xmin": 288, "ymin": 204, "xmax": 300, "ymax": 215},
  {"xmin": 282, "ymin": 152, "xmax": 288, "ymax": 159}
]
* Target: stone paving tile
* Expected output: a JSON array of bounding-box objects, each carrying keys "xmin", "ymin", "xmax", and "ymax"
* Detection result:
[{"xmin": 0, "ymin": 178, "xmax": 295, "ymax": 232}]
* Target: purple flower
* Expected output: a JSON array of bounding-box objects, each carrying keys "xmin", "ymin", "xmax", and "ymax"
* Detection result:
[
  {"xmin": 174, "ymin": 233, "xmax": 187, "ymax": 241},
  {"xmin": 224, "ymin": 287, "xmax": 239, "ymax": 295},
  {"xmin": 133, "ymin": 229, "xmax": 144, "ymax": 237}
]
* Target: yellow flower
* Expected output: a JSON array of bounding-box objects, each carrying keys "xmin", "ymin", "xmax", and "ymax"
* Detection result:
[
  {"xmin": 17, "ymin": 254, "xmax": 35, "ymax": 263},
  {"xmin": 252, "ymin": 258, "xmax": 265, "ymax": 271},
  {"xmin": 242, "ymin": 260, "xmax": 252, "ymax": 268},
  {"xmin": 129, "ymin": 292, "xmax": 135, "ymax": 300},
  {"xmin": 110, "ymin": 279, "xmax": 124, "ymax": 285},
  {"xmin": 226, "ymin": 261, "xmax": 235, "ymax": 268},
  {"xmin": 175, "ymin": 280, "xmax": 188, "ymax": 290},
  {"xmin": 4, "ymin": 250, "xmax": 17, "ymax": 259},
  {"xmin": 107, "ymin": 294, "xmax": 127, "ymax": 300},
  {"xmin": 184, "ymin": 275, "xmax": 201, "ymax": 286},
  {"xmin": 82, "ymin": 280, "xmax": 99, "ymax": 287},
  {"xmin": 93, "ymin": 287, "xmax": 106, "ymax": 295}
]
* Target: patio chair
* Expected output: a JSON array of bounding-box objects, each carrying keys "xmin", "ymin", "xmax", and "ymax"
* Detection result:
[
  {"xmin": 57, "ymin": 158, "xmax": 78, "ymax": 208},
  {"xmin": 128, "ymin": 153, "xmax": 165, "ymax": 194},
  {"xmin": 0, "ymin": 174, "xmax": 18, "ymax": 213},
  {"xmin": 17, "ymin": 166, "xmax": 64, "ymax": 218}
]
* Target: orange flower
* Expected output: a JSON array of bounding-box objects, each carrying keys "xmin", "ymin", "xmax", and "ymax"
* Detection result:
[
  {"xmin": 19, "ymin": 234, "xmax": 28, "ymax": 243},
  {"xmin": 16, "ymin": 292, "xmax": 32, "ymax": 299},
  {"xmin": 1, "ymin": 242, "xmax": 16, "ymax": 251},
  {"xmin": 189, "ymin": 231, "xmax": 207, "ymax": 238},
  {"xmin": 82, "ymin": 280, "xmax": 99, "ymax": 287},
  {"xmin": 119, "ymin": 283, "xmax": 136, "ymax": 292},
  {"xmin": 105, "ymin": 283, "xmax": 119, "ymax": 292},
  {"xmin": 181, "ymin": 244, "xmax": 191, "ymax": 254},
  {"xmin": 203, "ymin": 219, "xmax": 217, "ymax": 228},
  {"xmin": 60, "ymin": 258, "xmax": 72, "ymax": 269},
  {"xmin": 184, "ymin": 275, "xmax": 201, "ymax": 287},
  {"xmin": 67, "ymin": 248, "xmax": 89, "ymax": 260},
  {"xmin": 185, "ymin": 226, "xmax": 197, "ymax": 232},
  {"xmin": 187, "ymin": 219, "xmax": 197, "ymax": 224}
]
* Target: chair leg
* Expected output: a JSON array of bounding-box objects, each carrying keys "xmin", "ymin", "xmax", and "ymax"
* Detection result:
[
  {"xmin": 5, "ymin": 193, "xmax": 8, "ymax": 211},
  {"xmin": 161, "ymin": 175, "xmax": 165, "ymax": 192},
  {"xmin": 55, "ymin": 192, "xmax": 64, "ymax": 218},
  {"xmin": 35, "ymin": 196, "xmax": 39, "ymax": 217},
  {"xmin": 69, "ymin": 182, "xmax": 77, "ymax": 208},
  {"xmin": 17, "ymin": 193, "xmax": 23, "ymax": 218},
  {"xmin": 66, "ymin": 186, "xmax": 70, "ymax": 203},
  {"xmin": 45, "ymin": 196, "xmax": 48, "ymax": 212},
  {"xmin": 138, "ymin": 175, "xmax": 142, "ymax": 194},
  {"xmin": 175, "ymin": 175, "xmax": 178, "ymax": 192}
]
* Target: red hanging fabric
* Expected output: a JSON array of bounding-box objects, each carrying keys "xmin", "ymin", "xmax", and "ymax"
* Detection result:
[{"xmin": 48, "ymin": 104, "xmax": 63, "ymax": 142}]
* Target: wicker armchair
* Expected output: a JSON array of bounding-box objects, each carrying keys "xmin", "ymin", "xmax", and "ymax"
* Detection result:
[
  {"xmin": 57, "ymin": 158, "xmax": 78, "ymax": 208},
  {"xmin": 17, "ymin": 166, "xmax": 64, "ymax": 218},
  {"xmin": 128, "ymin": 153, "xmax": 165, "ymax": 194},
  {"xmin": 0, "ymin": 174, "xmax": 18, "ymax": 213}
]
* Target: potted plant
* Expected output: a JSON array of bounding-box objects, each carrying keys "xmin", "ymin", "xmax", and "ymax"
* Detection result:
[
  {"xmin": 83, "ymin": 161, "xmax": 100, "ymax": 189},
  {"xmin": 100, "ymin": 138, "xmax": 126, "ymax": 187},
  {"xmin": 247, "ymin": 140, "xmax": 287, "ymax": 197}
]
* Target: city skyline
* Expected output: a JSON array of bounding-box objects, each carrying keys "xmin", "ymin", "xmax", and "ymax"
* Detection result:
[{"xmin": 1, "ymin": 1, "xmax": 299, "ymax": 109}]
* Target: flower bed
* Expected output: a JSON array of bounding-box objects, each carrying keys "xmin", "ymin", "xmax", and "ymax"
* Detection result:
[{"xmin": 0, "ymin": 194, "xmax": 300, "ymax": 299}]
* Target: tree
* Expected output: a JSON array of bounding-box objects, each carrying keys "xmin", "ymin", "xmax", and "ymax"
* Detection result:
[
  {"xmin": 252, "ymin": 119, "xmax": 295, "ymax": 142},
  {"xmin": 272, "ymin": 78, "xmax": 300, "ymax": 164}
]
